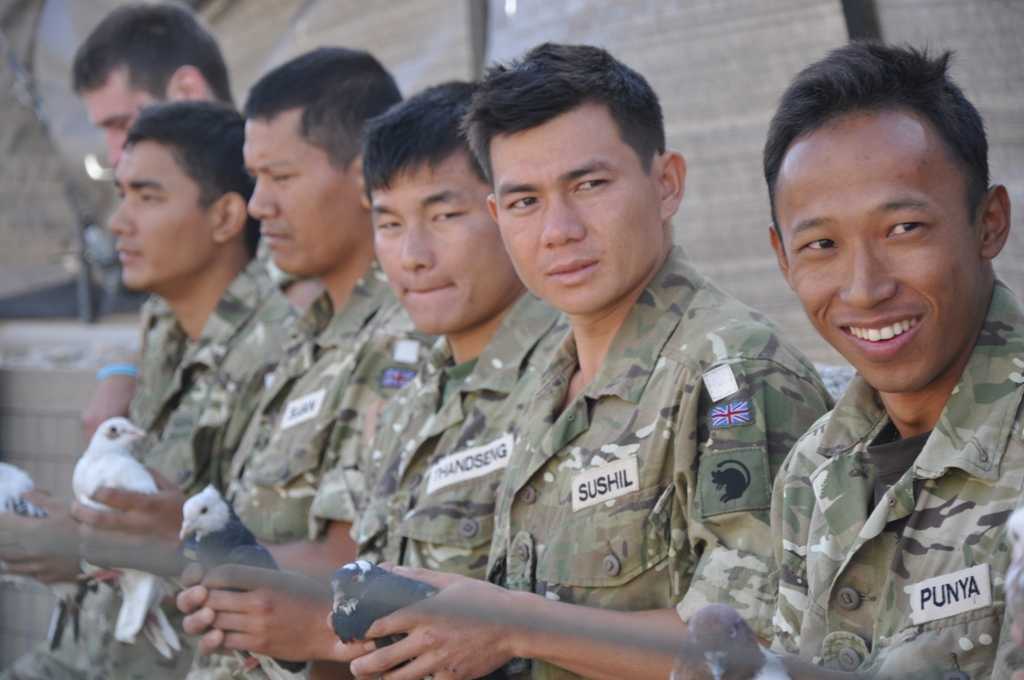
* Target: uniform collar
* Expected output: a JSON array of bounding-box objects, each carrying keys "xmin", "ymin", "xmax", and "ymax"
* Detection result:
[
  {"xmin": 580, "ymin": 246, "xmax": 698, "ymax": 404},
  {"xmin": 297, "ymin": 262, "xmax": 393, "ymax": 351},
  {"xmin": 180, "ymin": 259, "xmax": 273, "ymax": 370},
  {"xmin": 815, "ymin": 282, "xmax": 1024, "ymax": 485}
]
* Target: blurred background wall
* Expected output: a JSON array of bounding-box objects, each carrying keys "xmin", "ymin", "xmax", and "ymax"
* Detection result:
[{"xmin": 1, "ymin": 0, "xmax": 1022, "ymax": 665}]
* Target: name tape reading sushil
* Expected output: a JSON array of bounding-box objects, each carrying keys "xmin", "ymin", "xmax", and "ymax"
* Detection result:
[
  {"xmin": 572, "ymin": 456, "xmax": 639, "ymax": 512},
  {"xmin": 426, "ymin": 433, "xmax": 514, "ymax": 495}
]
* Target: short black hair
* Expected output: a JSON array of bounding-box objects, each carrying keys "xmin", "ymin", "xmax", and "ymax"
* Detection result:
[
  {"xmin": 464, "ymin": 43, "xmax": 665, "ymax": 181},
  {"xmin": 125, "ymin": 101, "xmax": 259, "ymax": 255},
  {"xmin": 72, "ymin": 3, "xmax": 232, "ymax": 104},
  {"xmin": 245, "ymin": 47, "xmax": 402, "ymax": 168},
  {"xmin": 764, "ymin": 42, "xmax": 989, "ymax": 228},
  {"xmin": 362, "ymin": 81, "xmax": 485, "ymax": 199}
]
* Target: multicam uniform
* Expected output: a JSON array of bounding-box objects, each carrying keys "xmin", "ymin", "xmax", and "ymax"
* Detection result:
[
  {"xmin": 356, "ymin": 294, "xmax": 562, "ymax": 577},
  {"xmin": 228, "ymin": 265, "xmax": 427, "ymax": 545},
  {"xmin": 771, "ymin": 282, "xmax": 1024, "ymax": 679},
  {"xmin": 487, "ymin": 248, "xmax": 832, "ymax": 680},
  {"xmin": 2, "ymin": 260, "xmax": 293, "ymax": 680},
  {"xmin": 130, "ymin": 295, "xmax": 185, "ymax": 430}
]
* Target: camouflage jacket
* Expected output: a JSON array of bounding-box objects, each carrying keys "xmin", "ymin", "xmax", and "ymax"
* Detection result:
[
  {"xmin": 488, "ymin": 248, "xmax": 832, "ymax": 680},
  {"xmin": 0, "ymin": 261, "xmax": 292, "ymax": 680},
  {"xmin": 356, "ymin": 294, "xmax": 563, "ymax": 578},
  {"xmin": 771, "ymin": 282, "xmax": 1024, "ymax": 679},
  {"xmin": 133, "ymin": 260, "xmax": 293, "ymax": 496},
  {"xmin": 227, "ymin": 265, "xmax": 428, "ymax": 543},
  {"xmin": 130, "ymin": 294, "xmax": 184, "ymax": 430}
]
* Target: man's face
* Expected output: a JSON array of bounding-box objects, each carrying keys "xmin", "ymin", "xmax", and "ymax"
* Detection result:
[
  {"xmin": 80, "ymin": 67, "xmax": 158, "ymax": 166},
  {"xmin": 109, "ymin": 141, "xmax": 219, "ymax": 297},
  {"xmin": 772, "ymin": 109, "xmax": 1004, "ymax": 397},
  {"xmin": 488, "ymin": 103, "xmax": 678, "ymax": 321},
  {"xmin": 245, "ymin": 109, "xmax": 367, "ymax": 281},
  {"xmin": 372, "ymin": 152, "xmax": 525, "ymax": 341}
]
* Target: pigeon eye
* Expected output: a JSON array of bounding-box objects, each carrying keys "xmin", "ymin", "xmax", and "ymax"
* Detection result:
[{"xmin": 200, "ymin": 507, "xmax": 207, "ymax": 514}]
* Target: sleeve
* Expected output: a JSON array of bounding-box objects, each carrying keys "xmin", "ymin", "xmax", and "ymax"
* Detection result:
[
  {"xmin": 675, "ymin": 358, "xmax": 831, "ymax": 642},
  {"xmin": 307, "ymin": 333, "xmax": 422, "ymax": 539}
]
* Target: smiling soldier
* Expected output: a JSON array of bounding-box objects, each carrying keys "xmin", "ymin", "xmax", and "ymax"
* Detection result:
[{"xmin": 765, "ymin": 43, "xmax": 1019, "ymax": 678}]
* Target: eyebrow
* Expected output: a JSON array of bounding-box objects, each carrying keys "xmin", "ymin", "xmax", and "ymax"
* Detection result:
[
  {"xmin": 421, "ymin": 189, "xmax": 460, "ymax": 208},
  {"xmin": 881, "ymin": 198, "xmax": 930, "ymax": 212},
  {"xmin": 496, "ymin": 159, "xmax": 613, "ymax": 197},
  {"xmin": 123, "ymin": 179, "xmax": 164, "ymax": 192},
  {"xmin": 97, "ymin": 113, "xmax": 133, "ymax": 129}
]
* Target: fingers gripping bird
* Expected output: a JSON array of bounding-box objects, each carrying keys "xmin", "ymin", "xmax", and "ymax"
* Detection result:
[
  {"xmin": 72, "ymin": 417, "xmax": 181, "ymax": 659},
  {"xmin": 180, "ymin": 485, "xmax": 305, "ymax": 677},
  {"xmin": 0, "ymin": 462, "xmax": 82, "ymax": 650}
]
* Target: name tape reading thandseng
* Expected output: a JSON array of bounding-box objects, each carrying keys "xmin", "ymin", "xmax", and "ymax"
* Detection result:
[
  {"xmin": 906, "ymin": 563, "xmax": 992, "ymax": 626},
  {"xmin": 426, "ymin": 433, "xmax": 514, "ymax": 495},
  {"xmin": 571, "ymin": 455, "xmax": 639, "ymax": 512}
]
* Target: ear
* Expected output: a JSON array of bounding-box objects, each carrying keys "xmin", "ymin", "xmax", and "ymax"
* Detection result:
[
  {"xmin": 976, "ymin": 185, "xmax": 1011, "ymax": 261},
  {"xmin": 655, "ymin": 150, "xmax": 686, "ymax": 223},
  {"xmin": 209, "ymin": 193, "xmax": 248, "ymax": 245},
  {"xmin": 165, "ymin": 65, "xmax": 212, "ymax": 102},
  {"xmin": 769, "ymin": 223, "xmax": 792, "ymax": 283},
  {"xmin": 486, "ymin": 193, "xmax": 499, "ymax": 223},
  {"xmin": 348, "ymin": 155, "xmax": 371, "ymax": 211}
]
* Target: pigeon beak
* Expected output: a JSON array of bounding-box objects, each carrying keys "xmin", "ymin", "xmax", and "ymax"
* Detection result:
[{"xmin": 179, "ymin": 523, "xmax": 192, "ymax": 541}]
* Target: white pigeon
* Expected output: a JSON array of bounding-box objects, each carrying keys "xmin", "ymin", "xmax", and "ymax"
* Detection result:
[
  {"xmin": 1005, "ymin": 505, "xmax": 1024, "ymax": 627},
  {"xmin": 72, "ymin": 417, "xmax": 181, "ymax": 659}
]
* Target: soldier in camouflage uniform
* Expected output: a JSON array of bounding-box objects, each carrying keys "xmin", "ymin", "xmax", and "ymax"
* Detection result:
[
  {"xmin": 2, "ymin": 103, "xmax": 292, "ymax": 680},
  {"xmin": 176, "ymin": 49, "xmax": 431, "ymax": 673},
  {"xmin": 353, "ymin": 82, "xmax": 564, "ymax": 578},
  {"xmin": 348, "ymin": 44, "xmax": 831, "ymax": 680},
  {"xmin": 753, "ymin": 44, "xmax": 1021, "ymax": 680}
]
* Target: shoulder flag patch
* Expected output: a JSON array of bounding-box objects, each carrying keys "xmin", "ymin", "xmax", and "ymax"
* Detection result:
[
  {"xmin": 380, "ymin": 367, "xmax": 416, "ymax": 390},
  {"xmin": 710, "ymin": 399, "xmax": 752, "ymax": 428}
]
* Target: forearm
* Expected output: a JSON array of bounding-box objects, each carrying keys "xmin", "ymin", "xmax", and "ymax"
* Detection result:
[
  {"xmin": 267, "ymin": 520, "xmax": 356, "ymax": 579},
  {"xmin": 506, "ymin": 593, "xmax": 684, "ymax": 680}
]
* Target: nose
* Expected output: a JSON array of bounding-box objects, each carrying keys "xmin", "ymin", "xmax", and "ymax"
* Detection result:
[
  {"xmin": 108, "ymin": 200, "xmax": 133, "ymax": 238},
  {"xmin": 540, "ymin": 196, "xmax": 587, "ymax": 247},
  {"xmin": 400, "ymin": 224, "xmax": 433, "ymax": 273},
  {"xmin": 247, "ymin": 178, "xmax": 277, "ymax": 221},
  {"xmin": 840, "ymin": 242, "xmax": 897, "ymax": 309}
]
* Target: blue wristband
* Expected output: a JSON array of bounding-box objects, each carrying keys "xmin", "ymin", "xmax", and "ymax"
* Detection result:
[{"xmin": 96, "ymin": 363, "xmax": 139, "ymax": 381}]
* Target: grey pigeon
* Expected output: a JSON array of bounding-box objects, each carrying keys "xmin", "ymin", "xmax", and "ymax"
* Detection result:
[
  {"xmin": 179, "ymin": 484, "xmax": 304, "ymax": 676},
  {"xmin": 330, "ymin": 560, "xmax": 437, "ymax": 646},
  {"xmin": 179, "ymin": 484, "xmax": 276, "ymax": 570},
  {"xmin": 674, "ymin": 604, "xmax": 789, "ymax": 680}
]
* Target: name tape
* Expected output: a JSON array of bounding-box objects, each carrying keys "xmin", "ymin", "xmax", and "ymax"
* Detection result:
[
  {"xmin": 572, "ymin": 456, "xmax": 639, "ymax": 512},
  {"xmin": 426, "ymin": 433, "xmax": 514, "ymax": 495},
  {"xmin": 279, "ymin": 388, "xmax": 326, "ymax": 431},
  {"xmin": 907, "ymin": 563, "xmax": 991, "ymax": 625}
]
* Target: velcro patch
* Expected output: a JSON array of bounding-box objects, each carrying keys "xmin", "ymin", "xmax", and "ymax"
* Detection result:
[
  {"xmin": 698, "ymin": 448, "xmax": 771, "ymax": 518},
  {"xmin": 393, "ymin": 339, "xmax": 421, "ymax": 364},
  {"xmin": 426, "ymin": 433, "xmax": 513, "ymax": 494},
  {"xmin": 906, "ymin": 564, "xmax": 991, "ymax": 625},
  {"xmin": 380, "ymin": 367, "xmax": 416, "ymax": 390},
  {"xmin": 703, "ymin": 364, "xmax": 739, "ymax": 402},
  {"xmin": 571, "ymin": 456, "xmax": 639, "ymax": 512},
  {"xmin": 710, "ymin": 400, "xmax": 753, "ymax": 428}
]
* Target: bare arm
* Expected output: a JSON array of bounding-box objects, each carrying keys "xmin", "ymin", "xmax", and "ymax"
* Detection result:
[{"xmin": 267, "ymin": 520, "xmax": 357, "ymax": 580}]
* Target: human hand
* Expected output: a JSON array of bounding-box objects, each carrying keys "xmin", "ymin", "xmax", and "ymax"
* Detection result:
[
  {"xmin": 349, "ymin": 566, "xmax": 517, "ymax": 680},
  {"xmin": 71, "ymin": 468, "xmax": 185, "ymax": 543},
  {"xmin": 0, "ymin": 491, "xmax": 81, "ymax": 583},
  {"xmin": 179, "ymin": 564, "xmax": 356, "ymax": 663}
]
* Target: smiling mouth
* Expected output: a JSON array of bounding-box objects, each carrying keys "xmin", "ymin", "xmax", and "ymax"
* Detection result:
[{"xmin": 844, "ymin": 317, "xmax": 919, "ymax": 342}]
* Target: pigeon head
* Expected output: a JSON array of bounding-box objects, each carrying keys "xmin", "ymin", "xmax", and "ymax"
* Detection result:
[
  {"xmin": 87, "ymin": 417, "xmax": 145, "ymax": 457},
  {"xmin": 180, "ymin": 484, "xmax": 231, "ymax": 541}
]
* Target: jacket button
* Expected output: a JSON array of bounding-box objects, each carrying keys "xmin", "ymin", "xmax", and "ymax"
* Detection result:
[
  {"xmin": 459, "ymin": 518, "xmax": 479, "ymax": 538},
  {"xmin": 602, "ymin": 555, "xmax": 622, "ymax": 577},
  {"xmin": 521, "ymin": 485, "xmax": 538, "ymax": 504},
  {"xmin": 837, "ymin": 647, "xmax": 862, "ymax": 672},
  {"xmin": 837, "ymin": 586, "xmax": 862, "ymax": 611},
  {"xmin": 515, "ymin": 542, "xmax": 531, "ymax": 562}
]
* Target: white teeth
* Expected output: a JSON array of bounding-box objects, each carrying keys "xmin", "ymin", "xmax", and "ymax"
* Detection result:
[{"xmin": 848, "ymin": 318, "xmax": 917, "ymax": 343}]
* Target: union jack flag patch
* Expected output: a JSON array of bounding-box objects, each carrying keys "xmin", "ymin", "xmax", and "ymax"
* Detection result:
[{"xmin": 710, "ymin": 400, "xmax": 753, "ymax": 428}]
